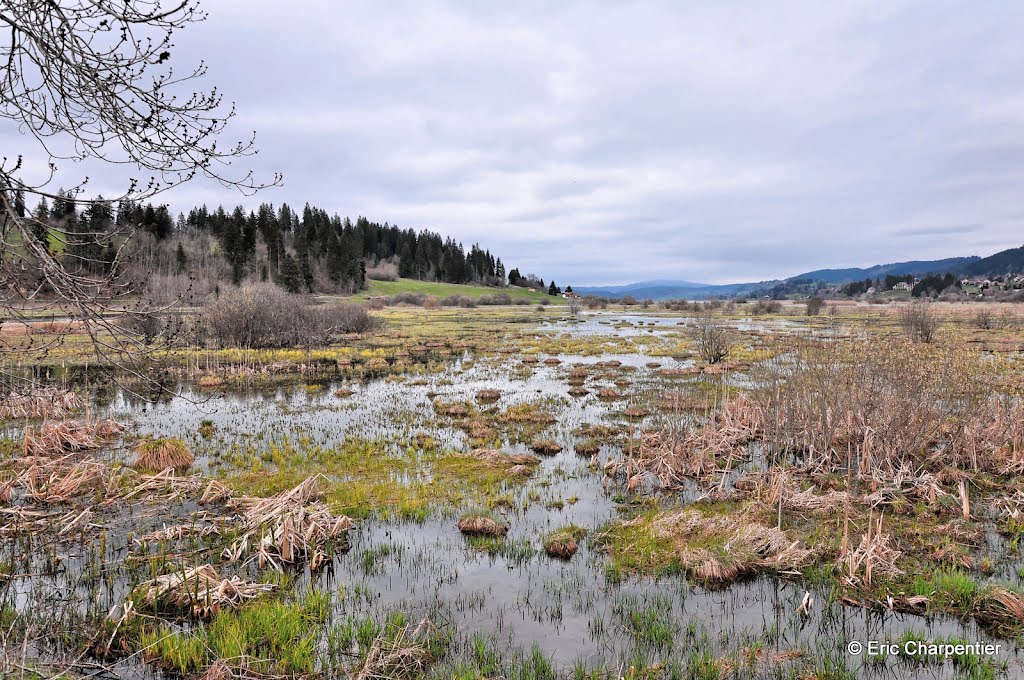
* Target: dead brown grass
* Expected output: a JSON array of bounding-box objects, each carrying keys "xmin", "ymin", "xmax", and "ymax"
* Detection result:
[
  {"xmin": 458, "ymin": 513, "xmax": 508, "ymax": 536},
  {"xmin": 133, "ymin": 437, "xmax": 194, "ymax": 471},
  {"xmin": 529, "ymin": 439, "xmax": 562, "ymax": 455},
  {"xmin": 24, "ymin": 417, "xmax": 122, "ymax": 456},
  {"xmin": 133, "ymin": 564, "xmax": 275, "ymax": 618},
  {"xmin": 224, "ymin": 476, "xmax": 355, "ymax": 570},
  {"xmin": 0, "ymin": 388, "xmax": 82, "ymax": 420}
]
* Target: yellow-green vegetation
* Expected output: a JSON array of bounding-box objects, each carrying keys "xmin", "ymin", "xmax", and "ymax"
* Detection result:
[
  {"xmin": 358, "ymin": 278, "xmax": 556, "ymax": 303},
  {"xmin": 600, "ymin": 503, "xmax": 811, "ymax": 583},
  {"xmin": 217, "ymin": 436, "xmax": 530, "ymax": 520},
  {"xmin": 139, "ymin": 588, "xmax": 331, "ymax": 676}
]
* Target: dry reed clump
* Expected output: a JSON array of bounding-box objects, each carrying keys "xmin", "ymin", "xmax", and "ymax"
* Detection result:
[
  {"xmin": 597, "ymin": 388, "xmax": 622, "ymax": 400},
  {"xmin": 21, "ymin": 458, "xmax": 108, "ymax": 503},
  {"xmin": 197, "ymin": 375, "xmax": 224, "ymax": 388},
  {"xmin": 568, "ymin": 368, "xmax": 589, "ymax": 380},
  {"xmin": 975, "ymin": 588, "xmax": 1024, "ymax": 635},
  {"xmin": 568, "ymin": 387, "xmax": 590, "ymax": 397},
  {"xmin": 334, "ymin": 388, "xmax": 354, "ymax": 398},
  {"xmin": 133, "ymin": 437, "xmax": 194, "ymax": 471},
  {"xmin": 475, "ymin": 389, "xmax": 501, "ymax": 402},
  {"xmin": 756, "ymin": 337, "xmax": 1020, "ymax": 478},
  {"xmin": 766, "ymin": 471, "xmax": 851, "ymax": 514},
  {"xmin": 619, "ymin": 509, "xmax": 812, "ymax": 583},
  {"xmin": 543, "ymin": 357, "xmax": 562, "ymax": 365},
  {"xmin": 623, "ymin": 407, "xmax": 649, "ymax": 419},
  {"xmin": 521, "ymin": 357, "xmax": 540, "ymax": 365},
  {"xmin": 611, "ymin": 396, "xmax": 762, "ymax": 489},
  {"xmin": 0, "ymin": 388, "xmax": 82, "ymax": 420},
  {"xmin": 224, "ymin": 476, "xmax": 355, "ymax": 570},
  {"xmin": 24, "ymin": 417, "xmax": 122, "ymax": 456},
  {"xmin": 124, "ymin": 469, "xmax": 205, "ymax": 502},
  {"xmin": 132, "ymin": 564, "xmax": 276, "ymax": 618},
  {"xmin": 658, "ymin": 392, "xmax": 708, "ymax": 413},
  {"xmin": 530, "ymin": 439, "xmax": 562, "ymax": 455},
  {"xmin": 575, "ymin": 439, "xmax": 600, "ymax": 456},
  {"xmin": 458, "ymin": 512, "xmax": 508, "ymax": 536},
  {"xmin": 348, "ymin": 618, "xmax": 438, "ymax": 680},
  {"xmin": 840, "ymin": 513, "xmax": 902, "ymax": 587}
]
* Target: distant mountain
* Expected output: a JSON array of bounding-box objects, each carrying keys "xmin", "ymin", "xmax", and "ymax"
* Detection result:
[
  {"xmin": 573, "ymin": 245, "xmax": 1024, "ymax": 301},
  {"xmin": 574, "ymin": 280, "xmax": 762, "ymax": 300},
  {"xmin": 574, "ymin": 279, "xmax": 711, "ymax": 296},
  {"xmin": 962, "ymin": 245, "xmax": 1024, "ymax": 277},
  {"xmin": 794, "ymin": 256, "xmax": 980, "ymax": 283}
]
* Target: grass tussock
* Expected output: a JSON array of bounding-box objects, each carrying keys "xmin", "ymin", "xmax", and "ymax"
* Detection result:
[
  {"xmin": 458, "ymin": 511, "xmax": 508, "ymax": 536},
  {"xmin": 432, "ymin": 399, "xmax": 470, "ymax": 417},
  {"xmin": 498, "ymin": 403, "xmax": 556, "ymax": 424},
  {"xmin": 133, "ymin": 437, "xmax": 194, "ymax": 471},
  {"xmin": 529, "ymin": 439, "xmax": 562, "ymax": 455},
  {"xmin": 475, "ymin": 389, "xmax": 501, "ymax": 402},
  {"xmin": 543, "ymin": 525, "xmax": 586, "ymax": 559}
]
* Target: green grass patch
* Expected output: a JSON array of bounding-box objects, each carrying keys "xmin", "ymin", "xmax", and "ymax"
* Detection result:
[{"xmin": 359, "ymin": 278, "xmax": 556, "ymax": 304}]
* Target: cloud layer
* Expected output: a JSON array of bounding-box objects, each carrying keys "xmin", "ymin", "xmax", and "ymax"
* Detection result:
[{"xmin": 7, "ymin": 1, "xmax": 1024, "ymax": 284}]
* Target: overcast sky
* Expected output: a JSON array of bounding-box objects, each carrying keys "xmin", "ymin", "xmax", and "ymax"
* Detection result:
[{"xmin": 12, "ymin": 1, "xmax": 1024, "ymax": 285}]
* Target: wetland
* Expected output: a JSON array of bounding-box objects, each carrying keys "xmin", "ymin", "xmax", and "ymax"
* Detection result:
[{"xmin": 2, "ymin": 302, "xmax": 1024, "ymax": 679}]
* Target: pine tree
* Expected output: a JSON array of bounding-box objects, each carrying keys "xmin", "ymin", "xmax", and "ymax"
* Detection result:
[
  {"xmin": 279, "ymin": 252, "xmax": 303, "ymax": 293},
  {"xmin": 548, "ymin": 280, "xmax": 558, "ymax": 296},
  {"xmin": 31, "ymin": 198, "xmax": 50, "ymax": 249},
  {"xmin": 176, "ymin": 243, "xmax": 188, "ymax": 273}
]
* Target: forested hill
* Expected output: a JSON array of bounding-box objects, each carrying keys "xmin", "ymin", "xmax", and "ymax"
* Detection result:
[
  {"xmin": 178, "ymin": 202, "xmax": 514, "ymax": 293},
  {"xmin": 25, "ymin": 191, "xmax": 537, "ymax": 299}
]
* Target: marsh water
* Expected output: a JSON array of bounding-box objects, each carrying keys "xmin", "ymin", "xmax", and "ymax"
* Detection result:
[{"xmin": 4, "ymin": 311, "xmax": 1021, "ymax": 678}]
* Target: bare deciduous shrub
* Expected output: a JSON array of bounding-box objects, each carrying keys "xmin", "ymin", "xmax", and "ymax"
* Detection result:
[
  {"xmin": 422, "ymin": 295, "xmax": 440, "ymax": 310},
  {"xmin": 366, "ymin": 261, "xmax": 399, "ymax": 281},
  {"xmin": 386, "ymin": 292, "xmax": 427, "ymax": 306},
  {"xmin": 201, "ymin": 284, "xmax": 376, "ymax": 348},
  {"xmin": 899, "ymin": 301, "xmax": 940, "ymax": 342},
  {"xmin": 316, "ymin": 302, "xmax": 379, "ymax": 334},
  {"xmin": 583, "ymin": 296, "xmax": 608, "ymax": 309},
  {"xmin": 440, "ymin": 295, "xmax": 476, "ymax": 308},
  {"xmin": 750, "ymin": 299, "xmax": 783, "ymax": 314},
  {"xmin": 690, "ymin": 311, "xmax": 733, "ymax": 364},
  {"xmin": 478, "ymin": 293, "xmax": 512, "ymax": 305},
  {"xmin": 974, "ymin": 307, "xmax": 994, "ymax": 330},
  {"xmin": 568, "ymin": 296, "xmax": 582, "ymax": 316},
  {"xmin": 805, "ymin": 297, "xmax": 825, "ymax": 316},
  {"xmin": 621, "ymin": 295, "xmax": 637, "ymax": 306}
]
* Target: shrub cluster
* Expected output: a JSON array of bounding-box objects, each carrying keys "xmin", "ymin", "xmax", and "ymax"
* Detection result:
[{"xmin": 201, "ymin": 284, "xmax": 377, "ymax": 348}]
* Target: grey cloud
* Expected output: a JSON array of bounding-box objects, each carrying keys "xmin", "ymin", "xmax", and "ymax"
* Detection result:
[{"xmin": 10, "ymin": 0, "xmax": 1024, "ymax": 285}]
